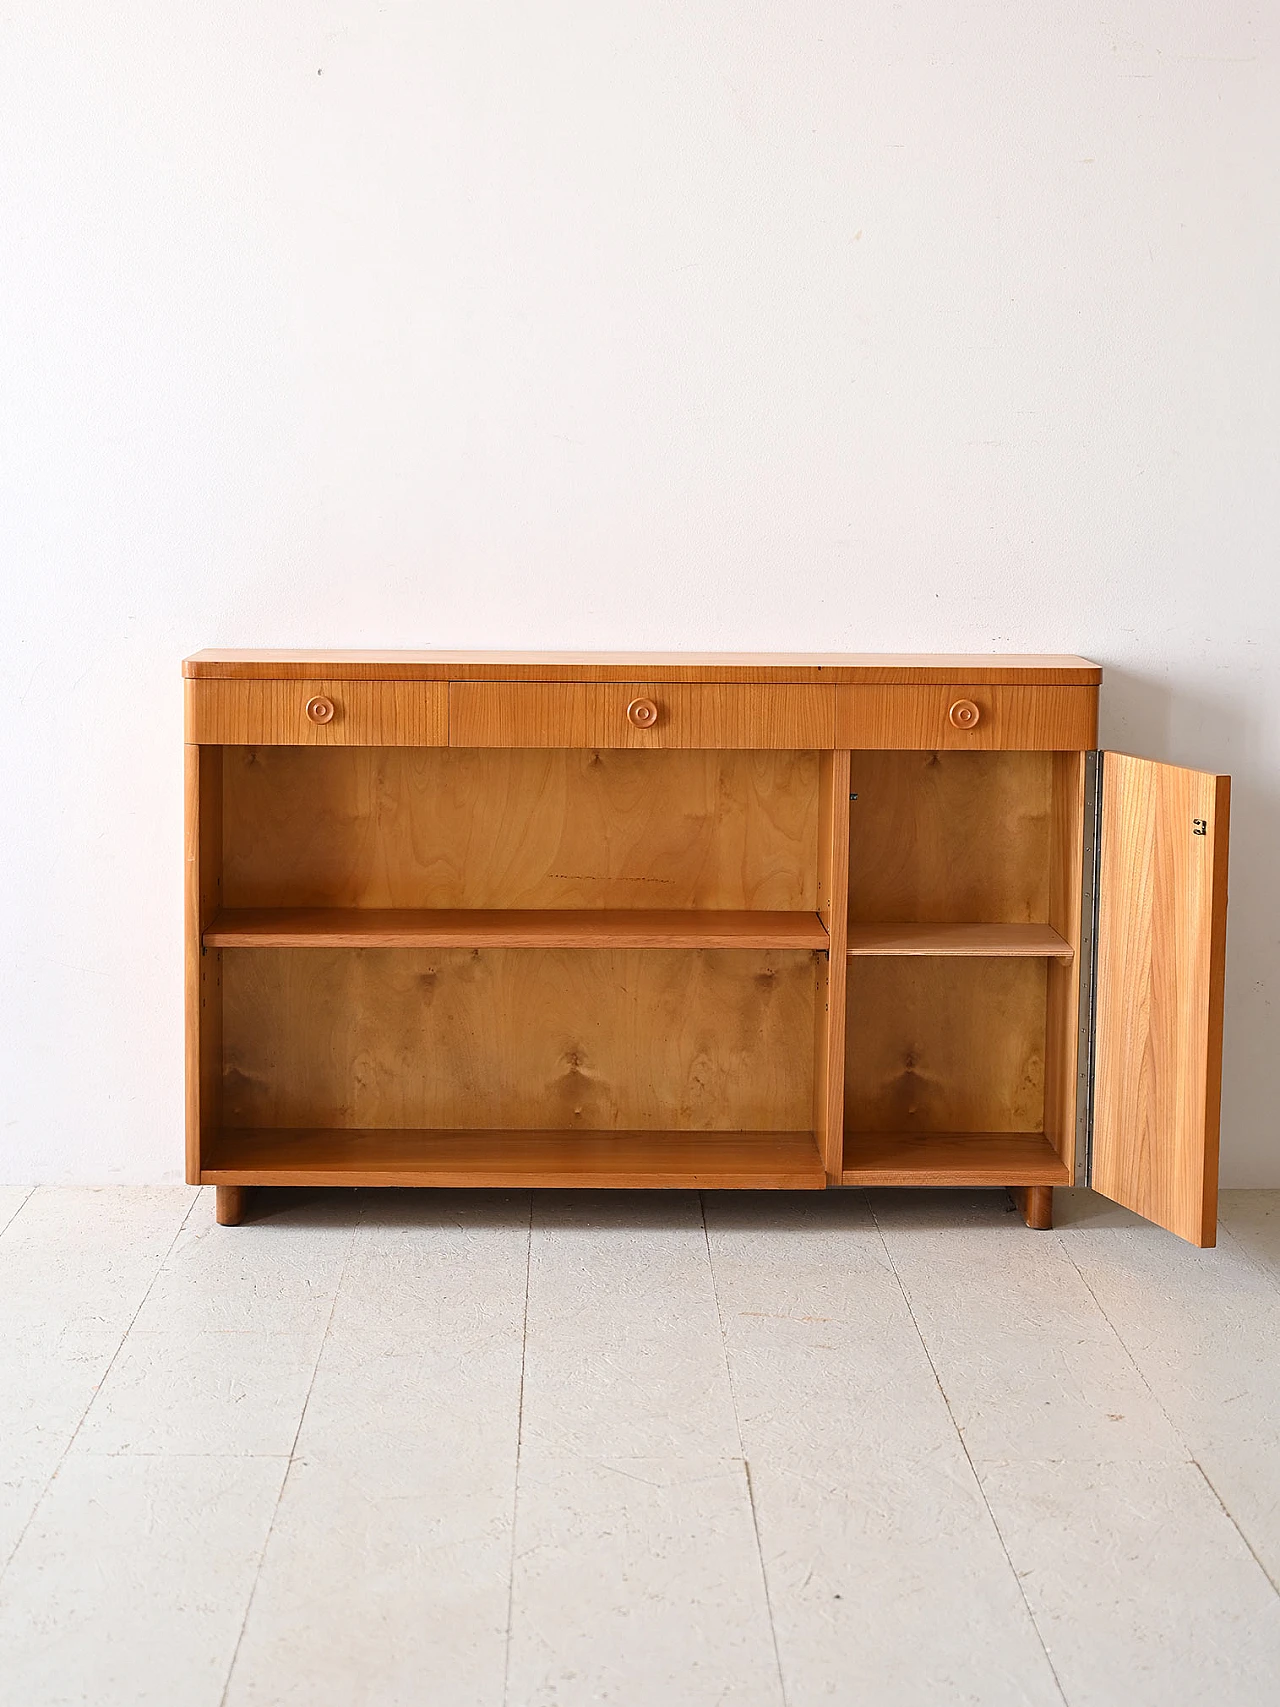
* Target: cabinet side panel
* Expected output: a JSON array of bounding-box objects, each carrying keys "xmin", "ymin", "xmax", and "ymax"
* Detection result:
[
  {"xmin": 185, "ymin": 745, "xmax": 223, "ymax": 1182},
  {"xmin": 1044, "ymin": 753, "xmax": 1086, "ymax": 1168},
  {"xmin": 814, "ymin": 751, "xmax": 850, "ymax": 1177}
]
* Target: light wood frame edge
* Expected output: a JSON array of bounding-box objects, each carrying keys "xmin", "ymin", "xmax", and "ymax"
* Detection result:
[
  {"xmin": 814, "ymin": 750, "xmax": 851, "ymax": 1179},
  {"xmin": 185, "ymin": 745, "xmax": 222, "ymax": 1185},
  {"xmin": 1197, "ymin": 772, "xmax": 1231, "ymax": 1247},
  {"xmin": 1043, "ymin": 752, "xmax": 1087, "ymax": 1171}
]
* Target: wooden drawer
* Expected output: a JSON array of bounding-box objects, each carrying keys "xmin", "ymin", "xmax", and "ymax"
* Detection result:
[
  {"xmin": 837, "ymin": 685, "xmax": 1097, "ymax": 750},
  {"xmin": 449, "ymin": 682, "xmax": 835, "ymax": 749},
  {"xmin": 185, "ymin": 680, "xmax": 447, "ymax": 746}
]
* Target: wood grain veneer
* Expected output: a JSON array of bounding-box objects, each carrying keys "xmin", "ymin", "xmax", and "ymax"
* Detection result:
[
  {"xmin": 220, "ymin": 946, "xmax": 816, "ymax": 1134},
  {"xmin": 841, "ymin": 1131, "xmax": 1070, "ymax": 1185},
  {"xmin": 847, "ymin": 752, "xmax": 1055, "ymax": 925},
  {"xmin": 186, "ymin": 680, "xmax": 448, "ymax": 746},
  {"xmin": 845, "ymin": 958, "xmax": 1047, "ymax": 1135},
  {"xmin": 1091, "ymin": 754, "xmax": 1230, "ymax": 1247},
  {"xmin": 202, "ymin": 1128, "xmax": 826, "ymax": 1189},
  {"xmin": 814, "ymin": 750, "xmax": 851, "ymax": 1177},
  {"xmin": 185, "ymin": 651, "xmax": 1103, "ymax": 685},
  {"xmin": 185, "ymin": 745, "xmax": 222, "ymax": 1185},
  {"xmin": 220, "ymin": 747, "xmax": 819, "ymax": 912},
  {"xmin": 204, "ymin": 907, "xmax": 828, "ymax": 950},
  {"xmin": 838, "ymin": 685, "xmax": 1098, "ymax": 750},
  {"xmin": 845, "ymin": 922, "xmax": 1072, "ymax": 959},
  {"xmin": 449, "ymin": 682, "xmax": 835, "ymax": 749}
]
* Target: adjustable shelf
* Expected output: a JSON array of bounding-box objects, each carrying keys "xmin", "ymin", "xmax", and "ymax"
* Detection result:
[
  {"xmin": 203, "ymin": 1128, "xmax": 827, "ymax": 1190},
  {"xmin": 841, "ymin": 1131, "xmax": 1071, "ymax": 1186},
  {"xmin": 846, "ymin": 923, "xmax": 1073, "ymax": 960},
  {"xmin": 203, "ymin": 907, "xmax": 829, "ymax": 951}
]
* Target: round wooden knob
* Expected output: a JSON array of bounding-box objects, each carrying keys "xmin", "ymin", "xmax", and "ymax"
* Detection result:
[
  {"xmin": 948, "ymin": 698, "xmax": 980, "ymax": 730},
  {"xmin": 305, "ymin": 695, "xmax": 335, "ymax": 725},
  {"xmin": 626, "ymin": 697, "xmax": 659, "ymax": 729}
]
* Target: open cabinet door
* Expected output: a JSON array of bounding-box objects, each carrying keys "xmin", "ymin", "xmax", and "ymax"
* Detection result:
[{"xmin": 1091, "ymin": 753, "xmax": 1230, "ymax": 1246}]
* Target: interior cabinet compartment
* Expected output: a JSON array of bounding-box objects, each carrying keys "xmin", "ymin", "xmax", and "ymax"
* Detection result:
[
  {"xmin": 841, "ymin": 958, "xmax": 1069, "ymax": 1184},
  {"xmin": 842, "ymin": 749, "xmax": 1085, "ymax": 1186},
  {"xmin": 849, "ymin": 750, "xmax": 1064, "ymax": 925},
  {"xmin": 220, "ymin": 745, "xmax": 820, "ymax": 913},
  {"xmin": 205, "ymin": 945, "xmax": 825, "ymax": 1187}
]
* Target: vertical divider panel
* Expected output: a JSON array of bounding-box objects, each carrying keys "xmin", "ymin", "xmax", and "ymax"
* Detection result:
[
  {"xmin": 185, "ymin": 745, "xmax": 223, "ymax": 1183},
  {"xmin": 1043, "ymin": 752, "xmax": 1086, "ymax": 1169},
  {"xmin": 814, "ymin": 750, "xmax": 851, "ymax": 1178}
]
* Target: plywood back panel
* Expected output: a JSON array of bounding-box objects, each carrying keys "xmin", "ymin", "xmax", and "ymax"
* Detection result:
[
  {"xmin": 848, "ymin": 751, "xmax": 1054, "ymax": 923},
  {"xmin": 222, "ymin": 746, "xmax": 818, "ymax": 911},
  {"xmin": 221, "ymin": 947, "xmax": 816, "ymax": 1133},
  {"xmin": 845, "ymin": 959, "xmax": 1047, "ymax": 1133}
]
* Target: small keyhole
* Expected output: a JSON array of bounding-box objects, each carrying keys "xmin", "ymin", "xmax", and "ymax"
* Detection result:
[{"xmin": 1193, "ymin": 819, "xmax": 1208, "ymax": 836}]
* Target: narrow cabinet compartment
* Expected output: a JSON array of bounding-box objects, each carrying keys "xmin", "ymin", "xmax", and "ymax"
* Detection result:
[{"xmin": 842, "ymin": 750, "xmax": 1085, "ymax": 1186}]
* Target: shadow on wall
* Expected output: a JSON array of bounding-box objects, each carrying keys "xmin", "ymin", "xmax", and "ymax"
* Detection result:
[{"xmin": 1099, "ymin": 665, "xmax": 1276, "ymax": 1186}]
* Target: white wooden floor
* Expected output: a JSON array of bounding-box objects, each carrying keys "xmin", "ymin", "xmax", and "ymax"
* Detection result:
[{"xmin": 2, "ymin": 1185, "xmax": 1280, "ymax": 1706}]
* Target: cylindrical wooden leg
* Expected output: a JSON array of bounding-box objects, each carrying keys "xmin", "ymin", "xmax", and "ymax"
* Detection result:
[
  {"xmin": 215, "ymin": 1184, "xmax": 247, "ymax": 1226},
  {"xmin": 1009, "ymin": 1185, "xmax": 1053, "ymax": 1230}
]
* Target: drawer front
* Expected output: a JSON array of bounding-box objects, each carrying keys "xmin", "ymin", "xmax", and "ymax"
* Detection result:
[
  {"xmin": 185, "ymin": 680, "xmax": 448, "ymax": 746},
  {"xmin": 837, "ymin": 685, "xmax": 1098, "ymax": 750},
  {"xmin": 450, "ymin": 683, "xmax": 835, "ymax": 749}
]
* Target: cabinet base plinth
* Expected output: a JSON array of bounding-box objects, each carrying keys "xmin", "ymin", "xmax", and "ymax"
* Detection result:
[{"xmin": 1009, "ymin": 1184, "xmax": 1053, "ymax": 1230}]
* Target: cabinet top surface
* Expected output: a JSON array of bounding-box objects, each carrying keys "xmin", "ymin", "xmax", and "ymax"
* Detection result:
[{"xmin": 184, "ymin": 650, "xmax": 1102, "ymax": 685}]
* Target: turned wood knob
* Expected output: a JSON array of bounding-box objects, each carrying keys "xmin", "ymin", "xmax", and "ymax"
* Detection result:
[
  {"xmin": 305, "ymin": 695, "xmax": 336, "ymax": 725},
  {"xmin": 948, "ymin": 698, "xmax": 981, "ymax": 730},
  {"xmin": 626, "ymin": 697, "xmax": 659, "ymax": 729}
]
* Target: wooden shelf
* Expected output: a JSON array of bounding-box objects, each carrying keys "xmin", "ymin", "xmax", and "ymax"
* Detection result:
[
  {"xmin": 202, "ymin": 1129, "xmax": 827, "ymax": 1190},
  {"xmin": 841, "ymin": 1131, "xmax": 1072, "ymax": 1186},
  {"xmin": 846, "ymin": 923, "xmax": 1073, "ymax": 960},
  {"xmin": 203, "ymin": 907, "xmax": 829, "ymax": 951}
]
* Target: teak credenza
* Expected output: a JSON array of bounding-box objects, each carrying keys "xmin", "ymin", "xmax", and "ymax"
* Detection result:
[{"xmin": 184, "ymin": 653, "xmax": 1230, "ymax": 1247}]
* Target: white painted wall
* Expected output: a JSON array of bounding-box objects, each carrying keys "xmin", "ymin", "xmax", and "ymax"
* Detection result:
[{"xmin": 2, "ymin": 4, "xmax": 1276, "ymax": 1184}]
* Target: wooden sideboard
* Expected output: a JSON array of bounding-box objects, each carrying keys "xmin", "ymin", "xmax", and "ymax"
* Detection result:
[{"xmin": 184, "ymin": 653, "xmax": 1230, "ymax": 1246}]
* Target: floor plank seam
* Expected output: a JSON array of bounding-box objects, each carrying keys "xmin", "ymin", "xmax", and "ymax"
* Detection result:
[
  {"xmin": 0, "ymin": 1186, "xmax": 36, "ymax": 1242},
  {"xmin": 216, "ymin": 1203, "xmax": 361, "ymax": 1707},
  {"xmin": 1051, "ymin": 1228, "xmax": 1276, "ymax": 1584},
  {"xmin": 864, "ymin": 1196, "xmax": 1072, "ymax": 1707},
  {"xmin": 0, "ymin": 1189, "xmax": 201, "ymax": 1589},
  {"xmin": 1216, "ymin": 1216, "xmax": 1280, "ymax": 1302},
  {"xmin": 699, "ymin": 1192, "xmax": 789, "ymax": 1707},
  {"xmin": 501, "ymin": 1192, "xmax": 535, "ymax": 1707},
  {"xmin": 1191, "ymin": 1459, "xmax": 1280, "ymax": 1601}
]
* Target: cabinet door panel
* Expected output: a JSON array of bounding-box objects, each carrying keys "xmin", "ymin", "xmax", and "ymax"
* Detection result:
[{"xmin": 1091, "ymin": 753, "xmax": 1230, "ymax": 1246}]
